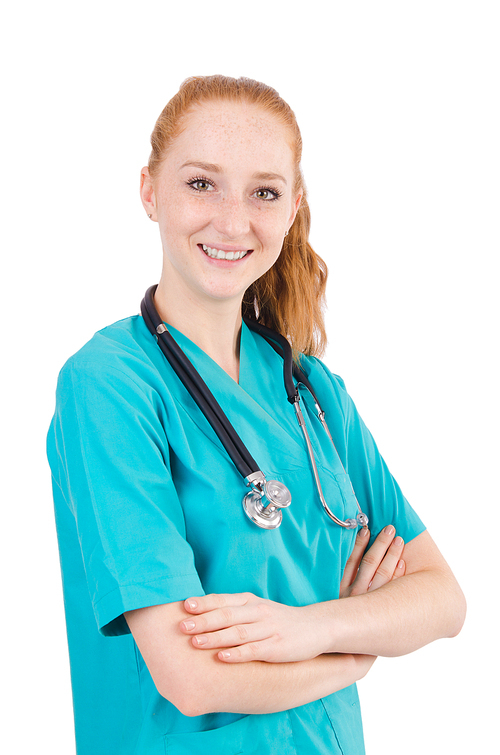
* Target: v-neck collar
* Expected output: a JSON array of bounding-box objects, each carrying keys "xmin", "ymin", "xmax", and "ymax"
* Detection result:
[
  {"xmin": 160, "ymin": 321, "xmax": 345, "ymax": 473},
  {"xmin": 163, "ymin": 322, "xmax": 298, "ymax": 434},
  {"xmin": 164, "ymin": 321, "xmax": 246, "ymax": 390},
  {"xmin": 164, "ymin": 319, "xmax": 291, "ymax": 405}
]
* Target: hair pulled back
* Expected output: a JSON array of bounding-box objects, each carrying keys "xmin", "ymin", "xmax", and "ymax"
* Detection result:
[{"xmin": 148, "ymin": 75, "xmax": 328, "ymax": 358}]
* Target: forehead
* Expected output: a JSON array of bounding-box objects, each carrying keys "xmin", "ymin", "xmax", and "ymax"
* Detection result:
[{"xmin": 167, "ymin": 100, "xmax": 296, "ymax": 174}]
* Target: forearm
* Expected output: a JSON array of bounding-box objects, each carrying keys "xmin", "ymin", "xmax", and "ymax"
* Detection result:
[
  {"xmin": 182, "ymin": 650, "xmax": 370, "ymax": 717},
  {"xmin": 125, "ymin": 601, "xmax": 371, "ymax": 718},
  {"xmin": 325, "ymin": 564, "xmax": 466, "ymax": 657}
]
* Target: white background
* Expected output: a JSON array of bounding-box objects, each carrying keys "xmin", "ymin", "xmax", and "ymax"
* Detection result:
[{"xmin": 2, "ymin": 1, "xmax": 498, "ymax": 752}]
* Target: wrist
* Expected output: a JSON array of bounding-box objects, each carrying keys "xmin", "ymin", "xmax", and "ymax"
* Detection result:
[
  {"xmin": 320, "ymin": 595, "xmax": 371, "ymax": 655},
  {"xmin": 300, "ymin": 601, "xmax": 341, "ymax": 658}
]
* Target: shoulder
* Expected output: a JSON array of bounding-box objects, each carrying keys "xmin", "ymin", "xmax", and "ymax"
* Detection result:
[
  {"xmin": 57, "ymin": 315, "xmax": 158, "ymax": 387},
  {"xmin": 299, "ymin": 353, "xmax": 346, "ymax": 391},
  {"xmin": 53, "ymin": 315, "xmax": 175, "ymax": 421},
  {"xmin": 49, "ymin": 315, "xmax": 173, "ymax": 472},
  {"xmin": 63, "ymin": 315, "xmax": 150, "ymax": 370}
]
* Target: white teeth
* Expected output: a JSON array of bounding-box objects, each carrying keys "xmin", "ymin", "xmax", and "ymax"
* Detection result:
[{"xmin": 202, "ymin": 244, "xmax": 248, "ymax": 260}]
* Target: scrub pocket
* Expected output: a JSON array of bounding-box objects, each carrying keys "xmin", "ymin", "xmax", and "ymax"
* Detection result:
[{"xmin": 164, "ymin": 711, "xmax": 297, "ymax": 755}]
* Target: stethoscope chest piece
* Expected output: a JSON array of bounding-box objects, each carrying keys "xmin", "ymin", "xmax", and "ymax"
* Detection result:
[{"xmin": 243, "ymin": 479, "xmax": 291, "ymax": 530}]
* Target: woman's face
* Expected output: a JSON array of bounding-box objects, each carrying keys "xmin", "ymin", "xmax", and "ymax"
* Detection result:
[{"xmin": 141, "ymin": 100, "xmax": 302, "ymax": 309}]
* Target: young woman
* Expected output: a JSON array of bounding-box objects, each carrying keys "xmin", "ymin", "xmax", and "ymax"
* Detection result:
[{"xmin": 47, "ymin": 75, "xmax": 465, "ymax": 755}]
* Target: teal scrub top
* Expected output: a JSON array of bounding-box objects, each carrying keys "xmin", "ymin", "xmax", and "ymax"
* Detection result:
[{"xmin": 47, "ymin": 315, "xmax": 425, "ymax": 755}]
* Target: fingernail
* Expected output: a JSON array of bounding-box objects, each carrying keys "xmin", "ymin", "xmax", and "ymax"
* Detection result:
[
  {"xmin": 397, "ymin": 559, "xmax": 405, "ymax": 569},
  {"xmin": 358, "ymin": 528, "xmax": 369, "ymax": 538},
  {"xmin": 394, "ymin": 536, "xmax": 404, "ymax": 546},
  {"xmin": 384, "ymin": 525, "xmax": 395, "ymax": 536},
  {"xmin": 219, "ymin": 651, "xmax": 231, "ymax": 659},
  {"xmin": 182, "ymin": 620, "xmax": 196, "ymax": 631},
  {"xmin": 194, "ymin": 635, "xmax": 208, "ymax": 646},
  {"xmin": 186, "ymin": 599, "xmax": 198, "ymax": 610}
]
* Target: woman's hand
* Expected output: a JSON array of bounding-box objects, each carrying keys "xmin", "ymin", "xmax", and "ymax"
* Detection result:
[
  {"xmin": 179, "ymin": 525, "xmax": 405, "ymax": 664},
  {"xmin": 180, "ymin": 593, "xmax": 330, "ymax": 663},
  {"xmin": 339, "ymin": 525, "xmax": 406, "ymax": 598}
]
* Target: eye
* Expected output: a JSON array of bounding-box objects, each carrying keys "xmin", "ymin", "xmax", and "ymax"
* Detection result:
[
  {"xmin": 253, "ymin": 187, "xmax": 282, "ymax": 201},
  {"xmin": 187, "ymin": 177, "xmax": 215, "ymax": 192}
]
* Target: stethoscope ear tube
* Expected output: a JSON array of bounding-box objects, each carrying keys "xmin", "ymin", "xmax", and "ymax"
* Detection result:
[
  {"xmin": 246, "ymin": 318, "xmax": 368, "ymax": 530},
  {"xmin": 141, "ymin": 286, "xmax": 261, "ymax": 480}
]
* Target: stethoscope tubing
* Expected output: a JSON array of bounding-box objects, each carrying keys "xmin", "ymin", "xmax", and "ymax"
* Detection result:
[{"xmin": 142, "ymin": 286, "xmax": 260, "ymax": 479}]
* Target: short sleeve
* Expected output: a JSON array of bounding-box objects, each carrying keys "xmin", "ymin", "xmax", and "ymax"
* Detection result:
[
  {"xmin": 47, "ymin": 357, "xmax": 205, "ymax": 636},
  {"xmin": 304, "ymin": 360, "xmax": 426, "ymax": 545}
]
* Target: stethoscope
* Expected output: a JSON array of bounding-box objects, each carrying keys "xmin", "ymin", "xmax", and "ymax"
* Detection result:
[{"xmin": 141, "ymin": 285, "xmax": 368, "ymax": 531}]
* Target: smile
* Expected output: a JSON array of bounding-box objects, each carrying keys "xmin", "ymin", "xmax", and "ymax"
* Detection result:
[{"xmin": 201, "ymin": 244, "xmax": 249, "ymax": 261}]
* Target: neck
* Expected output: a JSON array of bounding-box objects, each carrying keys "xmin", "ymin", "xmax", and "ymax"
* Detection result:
[{"xmin": 153, "ymin": 277, "xmax": 243, "ymax": 383}]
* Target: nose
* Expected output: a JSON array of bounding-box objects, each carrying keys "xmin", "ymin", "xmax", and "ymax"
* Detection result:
[{"xmin": 211, "ymin": 194, "xmax": 251, "ymax": 240}]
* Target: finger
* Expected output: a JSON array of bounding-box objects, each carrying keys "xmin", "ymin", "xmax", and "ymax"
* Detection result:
[
  {"xmin": 217, "ymin": 640, "xmax": 274, "ymax": 664},
  {"xmin": 339, "ymin": 528, "xmax": 370, "ymax": 593},
  {"xmin": 368, "ymin": 536, "xmax": 405, "ymax": 591},
  {"xmin": 183, "ymin": 592, "xmax": 252, "ymax": 615},
  {"xmin": 350, "ymin": 525, "xmax": 396, "ymax": 594},
  {"xmin": 392, "ymin": 559, "xmax": 406, "ymax": 580},
  {"xmin": 190, "ymin": 621, "xmax": 270, "ymax": 650},
  {"xmin": 180, "ymin": 604, "xmax": 256, "ymax": 635}
]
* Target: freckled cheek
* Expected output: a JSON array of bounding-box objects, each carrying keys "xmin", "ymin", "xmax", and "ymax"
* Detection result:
[{"xmin": 158, "ymin": 196, "xmax": 213, "ymax": 236}]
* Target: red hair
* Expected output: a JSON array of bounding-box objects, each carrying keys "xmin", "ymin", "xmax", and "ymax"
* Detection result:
[{"xmin": 148, "ymin": 75, "xmax": 328, "ymax": 358}]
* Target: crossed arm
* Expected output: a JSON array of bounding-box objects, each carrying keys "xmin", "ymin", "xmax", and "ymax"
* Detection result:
[{"xmin": 125, "ymin": 527, "xmax": 466, "ymax": 717}]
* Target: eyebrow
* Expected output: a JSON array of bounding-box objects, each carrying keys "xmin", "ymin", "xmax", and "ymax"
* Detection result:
[
  {"xmin": 179, "ymin": 161, "xmax": 288, "ymax": 185},
  {"xmin": 253, "ymin": 171, "xmax": 288, "ymax": 185},
  {"xmin": 180, "ymin": 160, "xmax": 222, "ymax": 173}
]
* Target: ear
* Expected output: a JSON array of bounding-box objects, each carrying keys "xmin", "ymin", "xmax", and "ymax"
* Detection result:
[
  {"xmin": 140, "ymin": 167, "xmax": 157, "ymax": 221},
  {"xmin": 287, "ymin": 191, "xmax": 303, "ymax": 231}
]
